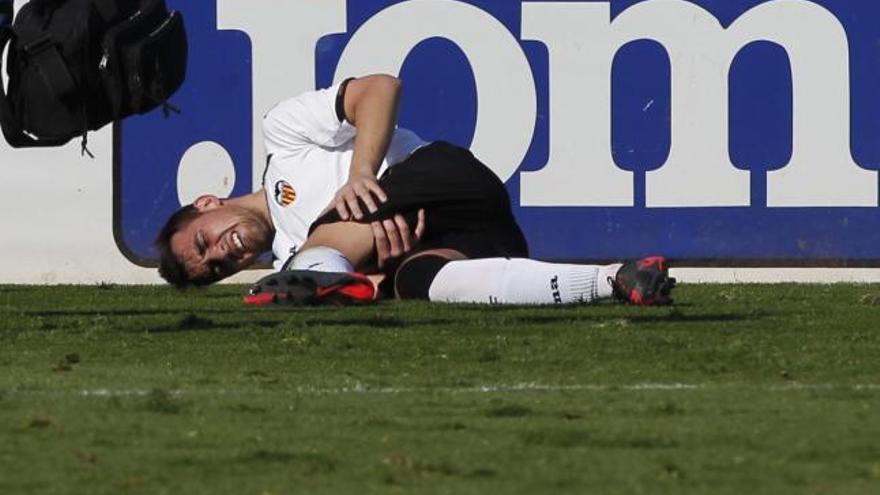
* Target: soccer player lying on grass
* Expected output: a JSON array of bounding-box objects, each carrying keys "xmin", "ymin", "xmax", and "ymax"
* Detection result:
[{"xmin": 155, "ymin": 74, "xmax": 675, "ymax": 305}]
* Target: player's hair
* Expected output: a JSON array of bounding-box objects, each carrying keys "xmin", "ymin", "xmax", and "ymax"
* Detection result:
[{"xmin": 155, "ymin": 205, "xmax": 201, "ymax": 289}]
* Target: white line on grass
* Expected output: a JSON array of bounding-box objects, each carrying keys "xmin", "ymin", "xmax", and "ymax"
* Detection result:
[{"xmin": 3, "ymin": 382, "xmax": 879, "ymax": 398}]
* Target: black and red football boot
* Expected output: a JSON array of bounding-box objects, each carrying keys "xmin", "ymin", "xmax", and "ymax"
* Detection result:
[
  {"xmin": 610, "ymin": 256, "xmax": 676, "ymax": 306},
  {"xmin": 244, "ymin": 270, "xmax": 376, "ymax": 306}
]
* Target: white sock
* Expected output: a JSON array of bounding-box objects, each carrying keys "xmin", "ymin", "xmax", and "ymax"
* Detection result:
[
  {"xmin": 287, "ymin": 247, "xmax": 354, "ymax": 273},
  {"xmin": 427, "ymin": 258, "xmax": 622, "ymax": 305}
]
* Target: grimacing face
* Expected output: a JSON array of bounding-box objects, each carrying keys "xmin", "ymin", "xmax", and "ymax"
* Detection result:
[{"xmin": 169, "ymin": 197, "xmax": 273, "ymax": 284}]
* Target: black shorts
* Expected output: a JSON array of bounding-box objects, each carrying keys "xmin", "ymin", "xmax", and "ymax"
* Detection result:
[{"xmin": 310, "ymin": 141, "xmax": 529, "ymax": 262}]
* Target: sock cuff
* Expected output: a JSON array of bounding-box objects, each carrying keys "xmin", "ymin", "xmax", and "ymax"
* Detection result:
[{"xmin": 597, "ymin": 264, "xmax": 623, "ymax": 299}]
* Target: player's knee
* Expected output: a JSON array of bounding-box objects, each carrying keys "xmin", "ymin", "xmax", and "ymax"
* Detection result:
[
  {"xmin": 394, "ymin": 255, "xmax": 452, "ymax": 300},
  {"xmin": 284, "ymin": 246, "xmax": 354, "ymax": 273}
]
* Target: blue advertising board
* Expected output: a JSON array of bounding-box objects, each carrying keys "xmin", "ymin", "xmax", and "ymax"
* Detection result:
[{"xmin": 116, "ymin": 0, "xmax": 880, "ymax": 267}]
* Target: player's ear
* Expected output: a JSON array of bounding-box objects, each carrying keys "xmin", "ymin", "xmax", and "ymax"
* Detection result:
[{"xmin": 192, "ymin": 194, "xmax": 223, "ymax": 212}]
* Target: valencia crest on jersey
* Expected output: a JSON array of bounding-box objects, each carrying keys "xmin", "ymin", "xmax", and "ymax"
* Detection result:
[{"xmin": 274, "ymin": 180, "xmax": 297, "ymax": 207}]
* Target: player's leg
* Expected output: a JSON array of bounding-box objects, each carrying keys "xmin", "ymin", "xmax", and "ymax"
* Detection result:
[
  {"xmin": 297, "ymin": 221, "xmax": 375, "ymax": 270},
  {"xmin": 262, "ymin": 243, "xmax": 674, "ymax": 306},
  {"xmin": 394, "ymin": 249, "xmax": 640, "ymax": 305},
  {"xmin": 291, "ymin": 141, "xmax": 517, "ymax": 280},
  {"xmin": 299, "ymin": 142, "xmax": 674, "ymax": 305},
  {"xmin": 248, "ymin": 222, "xmax": 384, "ymax": 305},
  {"xmin": 437, "ymin": 256, "xmax": 674, "ymax": 305}
]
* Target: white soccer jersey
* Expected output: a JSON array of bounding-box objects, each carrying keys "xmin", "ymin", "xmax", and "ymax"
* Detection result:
[{"xmin": 262, "ymin": 82, "xmax": 426, "ymax": 269}]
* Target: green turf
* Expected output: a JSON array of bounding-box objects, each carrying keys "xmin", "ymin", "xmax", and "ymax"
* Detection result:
[{"xmin": 1, "ymin": 283, "xmax": 879, "ymax": 494}]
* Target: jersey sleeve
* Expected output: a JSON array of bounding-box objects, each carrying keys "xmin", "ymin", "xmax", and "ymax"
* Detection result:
[
  {"xmin": 262, "ymin": 82, "xmax": 357, "ymax": 155},
  {"xmin": 385, "ymin": 128, "xmax": 427, "ymax": 166}
]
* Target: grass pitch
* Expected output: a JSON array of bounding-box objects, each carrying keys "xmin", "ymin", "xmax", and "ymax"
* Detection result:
[{"xmin": 1, "ymin": 283, "xmax": 879, "ymax": 494}]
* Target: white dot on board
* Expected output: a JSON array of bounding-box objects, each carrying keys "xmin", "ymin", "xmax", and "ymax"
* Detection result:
[{"xmin": 177, "ymin": 141, "xmax": 236, "ymax": 205}]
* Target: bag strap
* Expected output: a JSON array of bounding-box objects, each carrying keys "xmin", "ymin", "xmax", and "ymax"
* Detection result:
[
  {"xmin": 22, "ymin": 33, "xmax": 78, "ymax": 100},
  {"xmin": 93, "ymin": 0, "xmax": 144, "ymax": 23},
  {"xmin": 0, "ymin": 27, "xmax": 73, "ymax": 148},
  {"xmin": 92, "ymin": 0, "xmax": 120, "ymax": 22}
]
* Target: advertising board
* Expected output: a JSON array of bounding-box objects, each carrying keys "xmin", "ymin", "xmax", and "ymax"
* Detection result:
[{"xmin": 116, "ymin": 0, "xmax": 880, "ymax": 267}]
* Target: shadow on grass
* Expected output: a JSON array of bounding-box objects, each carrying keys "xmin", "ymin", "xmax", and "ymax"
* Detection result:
[
  {"xmin": 451, "ymin": 300, "xmax": 750, "ymax": 313},
  {"xmin": 512, "ymin": 312, "xmax": 759, "ymax": 326},
  {"xmin": 302, "ymin": 317, "xmax": 454, "ymax": 329},
  {"xmin": 147, "ymin": 314, "xmax": 278, "ymax": 333},
  {"xmin": 146, "ymin": 314, "xmax": 455, "ymax": 333},
  {"xmin": 26, "ymin": 308, "xmax": 267, "ymax": 317}
]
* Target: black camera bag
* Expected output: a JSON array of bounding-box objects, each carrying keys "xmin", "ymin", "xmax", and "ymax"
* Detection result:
[{"xmin": 0, "ymin": 0, "xmax": 187, "ymax": 154}]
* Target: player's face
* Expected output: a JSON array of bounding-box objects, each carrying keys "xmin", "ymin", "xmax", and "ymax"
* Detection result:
[{"xmin": 170, "ymin": 200, "xmax": 272, "ymax": 284}]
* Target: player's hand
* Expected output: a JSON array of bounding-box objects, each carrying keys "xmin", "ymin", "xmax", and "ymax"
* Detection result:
[
  {"xmin": 334, "ymin": 172, "xmax": 387, "ymax": 221},
  {"xmin": 372, "ymin": 209, "xmax": 426, "ymax": 269}
]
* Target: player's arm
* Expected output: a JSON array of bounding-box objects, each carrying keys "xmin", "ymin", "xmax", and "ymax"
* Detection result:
[
  {"xmin": 341, "ymin": 76, "xmax": 427, "ymax": 268},
  {"xmin": 333, "ymin": 74, "xmax": 402, "ymax": 221}
]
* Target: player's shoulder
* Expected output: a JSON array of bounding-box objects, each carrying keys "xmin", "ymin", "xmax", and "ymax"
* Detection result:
[
  {"xmin": 262, "ymin": 83, "xmax": 347, "ymax": 150},
  {"xmin": 264, "ymin": 85, "xmax": 338, "ymax": 125}
]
